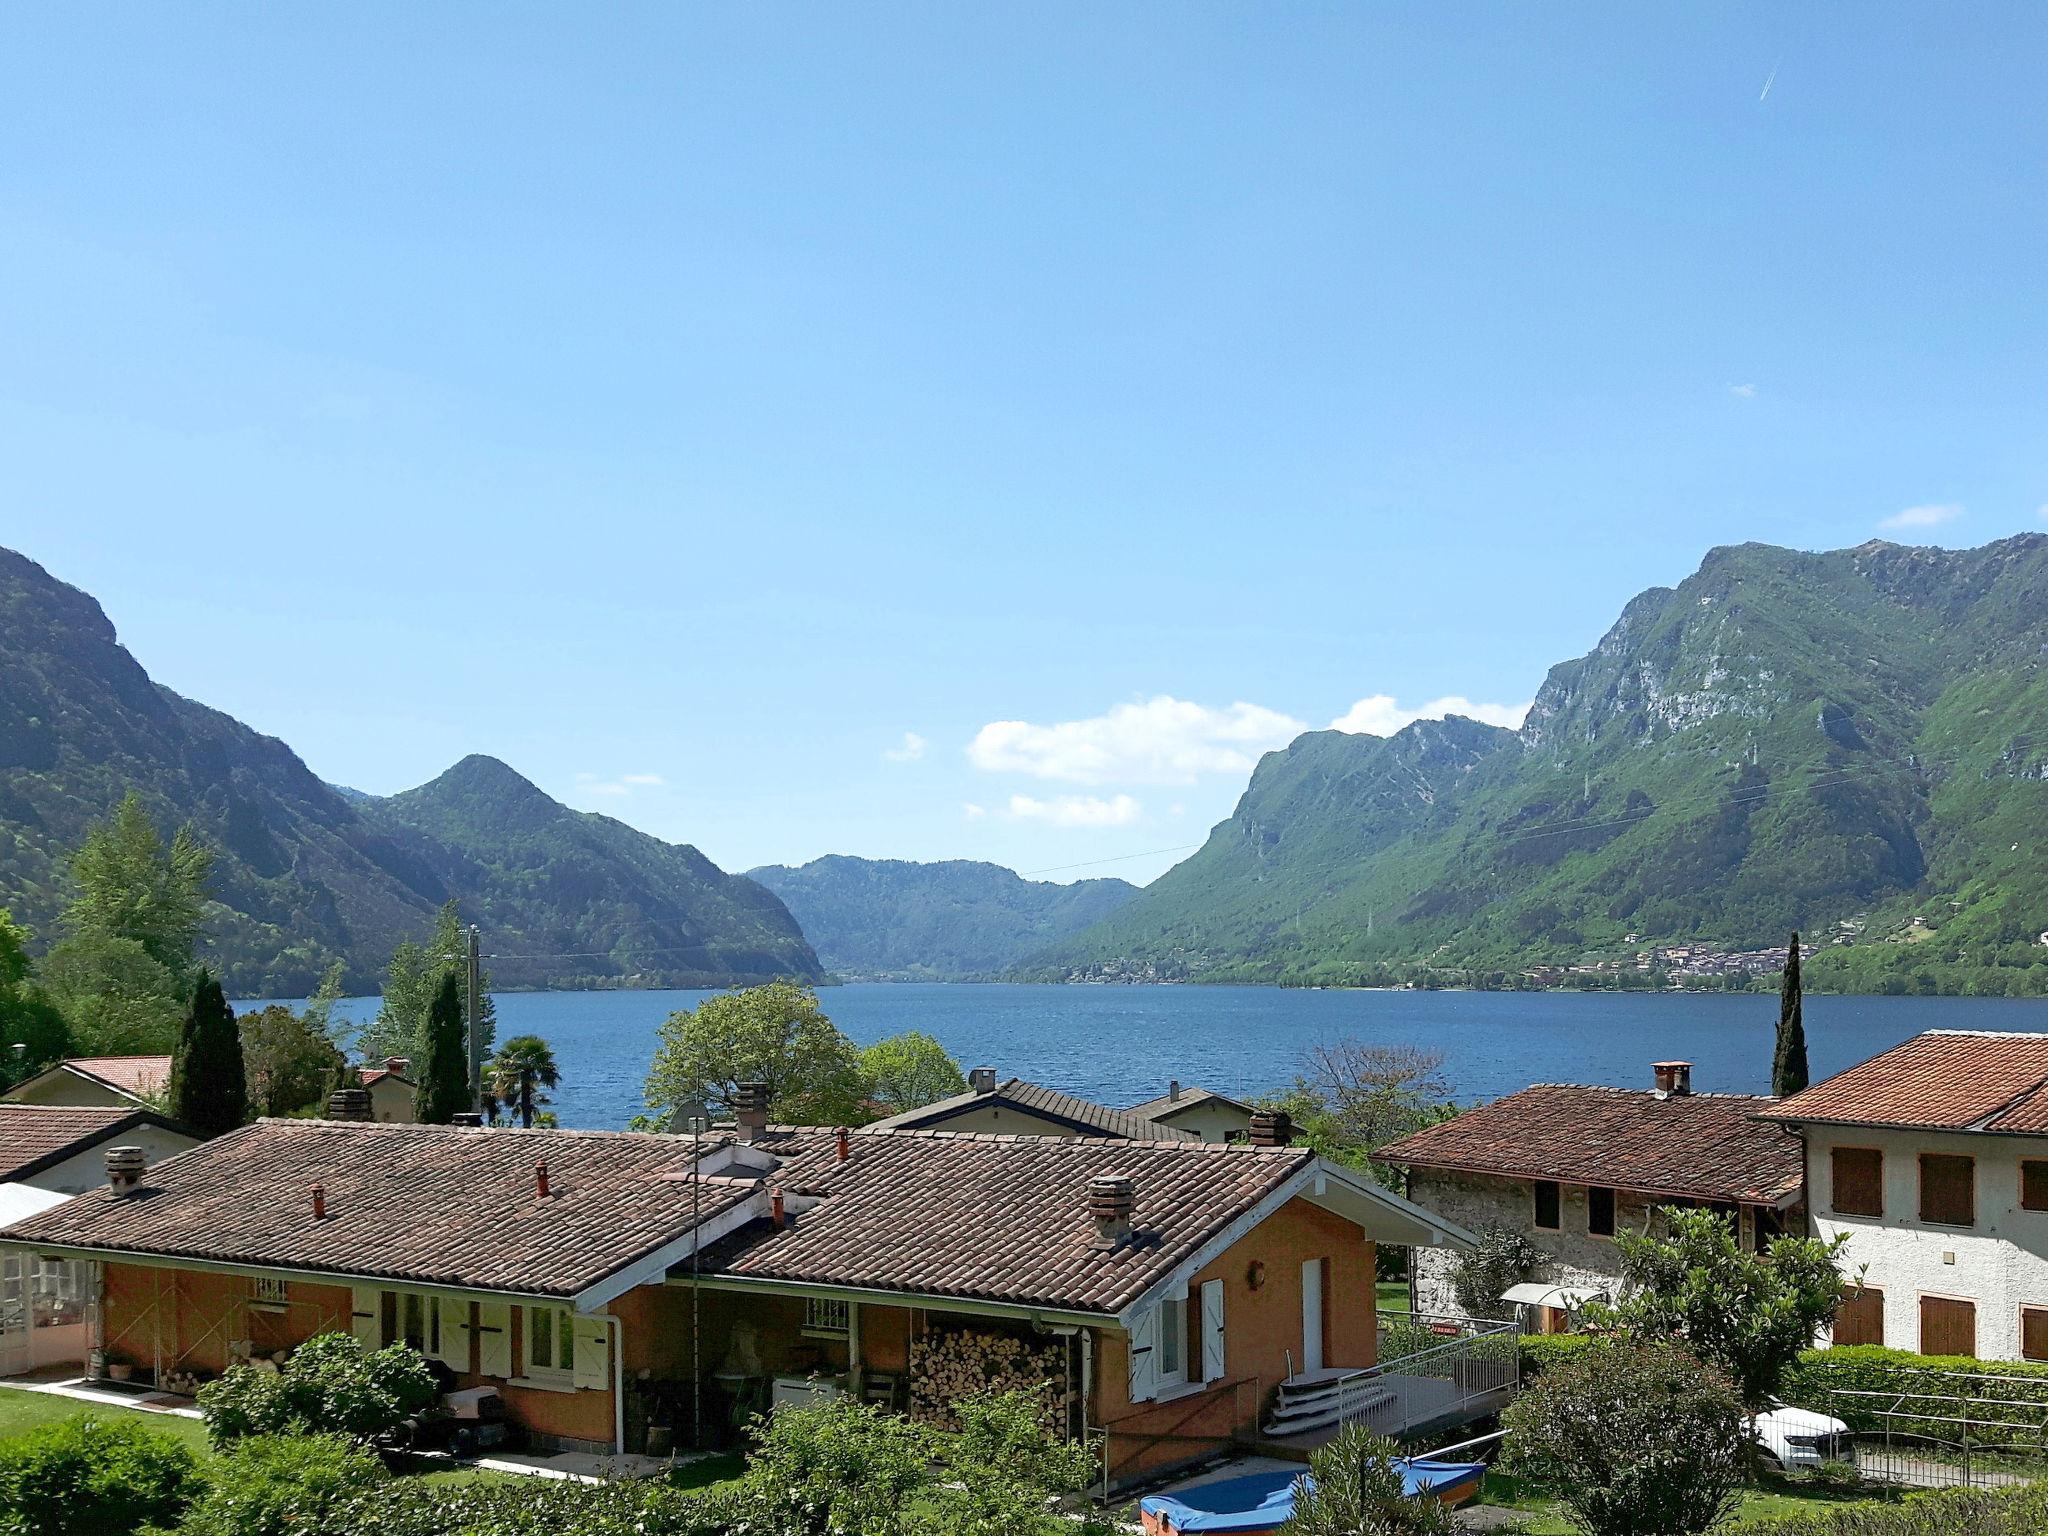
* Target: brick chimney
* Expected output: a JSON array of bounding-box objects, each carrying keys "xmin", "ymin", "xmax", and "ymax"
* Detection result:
[
  {"xmin": 1249, "ymin": 1110, "xmax": 1293, "ymax": 1147},
  {"xmin": 383, "ymin": 1056, "xmax": 409, "ymax": 1076},
  {"xmin": 734, "ymin": 1081, "xmax": 771, "ymax": 1143},
  {"xmin": 327, "ymin": 1087, "xmax": 373, "ymax": 1122},
  {"xmin": 104, "ymin": 1145, "xmax": 146, "ymax": 1197},
  {"xmin": 1653, "ymin": 1061, "xmax": 1694, "ymax": 1099},
  {"xmin": 835, "ymin": 1127, "xmax": 851, "ymax": 1163},
  {"xmin": 1088, "ymin": 1175, "xmax": 1135, "ymax": 1249},
  {"xmin": 968, "ymin": 1066, "xmax": 997, "ymax": 1094}
]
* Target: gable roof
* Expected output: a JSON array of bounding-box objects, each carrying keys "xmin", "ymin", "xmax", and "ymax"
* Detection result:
[
  {"xmin": 1124, "ymin": 1085, "xmax": 1257, "ymax": 1123},
  {"xmin": 0, "ymin": 1118, "xmax": 1472, "ymax": 1317},
  {"xmin": 865, "ymin": 1078, "xmax": 1196, "ymax": 1141},
  {"xmin": 360, "ymin": 1067, "xmax": 411, "ymax": 1087},
  {"xmin": 0, "ymin": 1105, "xmax": 195, "ymax": 1185},
  {"xmin": 5, "ymin": 1056, "xmax": 175, "ymax": 1105},
  {"xmin": 1763, "ymin": 1031, "xmax": 2048, "ymax": 1134},
  {"xmin": 1377, "ymin": 1083, "xmax": 1803, "ymax": 1205}
]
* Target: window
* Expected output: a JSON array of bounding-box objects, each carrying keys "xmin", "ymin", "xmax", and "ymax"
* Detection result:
[
  {"xmin": 523, "ymin": 1304, "xmax": 576, "ymax": 1378},
  {"xmin": 1587, "ymin": 1186, "xmax": 1616, "ymax": 1238},
  {"xmin": 2022, "ymin": 1161, "xmax": 2048, "ymax": 1213},
  {"xmin": 1835, "ymin": 1286, "xmax": 1884, "ymax": 1347},
  {"xmin": 252, "ymin": 1277, "xmax": 288, "ymax": 1307},
  {"xmin": 1919, "ymin": 1154, "xmax": 1975, "ymax": 1228},
  {"xmin": 2025, "ymin": 1308, "xmax": 2048, "ymax": 1364},
  {"xmin": 803, "ymin": 1298, "xmax": 850, "ymax": 1337},
  {"xmin": 1752, "ymin": 1206, "xmax": 1785, "ymax": 1253},
  {"xmin": 1920, "ymin": 1295, "xmax": 1976, "ymax": 1358},
  {"xmin": 1157, "ymin": 1296, "xmax": 1188, "ymax": 1388},
  {"xmin": 1831, "ymin": 1147, "xmax": 1884, "ymax": 1217},
  {"xmin": 1532, "ymin": 1180, "xmax": 1561, "ymax": 1231},
  {"xmin": 396, "ymin": 1293, "xmax": 441, "ymax": 1356}
]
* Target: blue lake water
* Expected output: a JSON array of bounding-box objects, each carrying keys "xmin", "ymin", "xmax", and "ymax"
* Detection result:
[{"xmin": 245, "ymin": 984, "xmax": 2048, "ymax": 1132}]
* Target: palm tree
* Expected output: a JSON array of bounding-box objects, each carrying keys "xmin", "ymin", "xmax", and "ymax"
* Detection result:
[{"xmin": 485, "ymin": 1035, "xmax": 560, "ymax": 1129}]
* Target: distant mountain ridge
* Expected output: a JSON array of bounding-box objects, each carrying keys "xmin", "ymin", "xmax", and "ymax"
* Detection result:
[
  {"xmin": 747, "ymin": 855, "xmax": 1137, "ymax": 978},
  {"xmin": 1033, "ymin": 536, "xmax": 2048, "ymax": 995},
  {"xmin": 0, "ymin": 547, "xmax": 821, "ymax": 994}
]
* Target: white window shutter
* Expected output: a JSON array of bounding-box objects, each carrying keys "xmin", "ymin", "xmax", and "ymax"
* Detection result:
[
  {"xmin": 1200, "ymin": 1279, "xmax": 1226, "ymax": 1383},
  {"xmin": 438, "ymin": 1299, "xmax": 473, "ymax": 1372},
  {"xmin": 572, "ymin": 1315, "xmax": 610, "ymax": 1391},
  {"xmin": 349, "ymin": 1286, "xmax": 381, "ymax": 1349},
  {"xmin": 475, "ymin": 1301, "xmax": 512, "ymax": 1379},
  {"xmin": 1127, "ymin": 1305, "xmax": 1159, "ymax": 1404}
]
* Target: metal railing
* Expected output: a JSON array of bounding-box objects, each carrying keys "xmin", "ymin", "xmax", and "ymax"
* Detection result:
[
  {"xmin": 1823, "ymin": 1375, "xmax": 2048, "ymax": 1492},
  {"xmin": 1351, "ymin": 1314, "xmax": 1519, "ymax": 1437}
]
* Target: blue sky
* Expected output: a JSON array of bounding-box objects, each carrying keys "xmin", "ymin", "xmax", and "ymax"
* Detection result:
[{"xmin": 3, "ymin": 5, "xmax": 2043, "ymax": 884}]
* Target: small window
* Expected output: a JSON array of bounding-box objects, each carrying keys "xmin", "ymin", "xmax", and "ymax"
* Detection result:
[
  {"xmin": 2024, "ymin": 1308, "xmax": 2048, "ymax": 1364},
  {"xmin": 2022, "ymin": 1161, "xmax": 2048, "ymax": 1213},
  {"xmin": 1157, "ymin": 1296, "xmax": 1187, "ymax": 1386},
  {"xmin": 1835, "ymin": 1286, "xmax": 1884, "ymax": 1347},
  {"xmin": 524, "ymin": 1305, "xmax": 576, "ymax": 1377},
  {"xmin": 252, "ymin": 1277, "xmax": 288, "ymax": 1307},
  {"xmin": 1587, "ymin": 1186, "xmax": 1616, "ymax": 1238},
  {"xmin": 1532, "ymin": 1180, "xmax": 1561, "ymax": 1230},
  {"xmin": 803, "ymin": 1298, "xmax": 850, "ymax": 1337},
  {"xmin": 1919, "ymin": 1154, "xmax": 1975, "ymax": 1228},
  {"xmin": 1831, "ymin": 1147, "xmax": 1884, "ymax": 1217}
]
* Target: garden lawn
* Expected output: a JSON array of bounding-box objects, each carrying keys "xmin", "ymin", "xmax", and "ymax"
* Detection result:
[
  {"xmin": 1375, "ymin": 1281, "xmax": 1410, "ymax": 1313},
  {"xmin": 1477, "ymin": 1471, "xmax": 1906, "ymax": 1532},
  {"xmin": 0, "ymin": 1386, "xmax": 210, "ymax": 1456}
]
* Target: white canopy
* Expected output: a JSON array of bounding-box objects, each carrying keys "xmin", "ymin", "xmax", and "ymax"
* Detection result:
[{"xmin": 1500, "ymin": 1281, "xmax": 1605, "ymax": 1309}]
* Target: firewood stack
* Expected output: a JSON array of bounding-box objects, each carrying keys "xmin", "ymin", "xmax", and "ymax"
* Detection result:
[{"xmin": 907, "ymin": 1326, "xmax": 1071, "ymax": 1434}]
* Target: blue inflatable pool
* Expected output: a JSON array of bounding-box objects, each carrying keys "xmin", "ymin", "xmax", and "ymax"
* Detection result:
[{"xmin": 1138, "ymin": 1460, "xmax": 1486, "ymax": 1536}]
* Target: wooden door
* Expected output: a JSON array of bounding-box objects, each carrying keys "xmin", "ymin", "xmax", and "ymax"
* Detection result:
[{"xmin": 1919, "ymin": 1295, "xmax": 1976, "ymax": 1358}]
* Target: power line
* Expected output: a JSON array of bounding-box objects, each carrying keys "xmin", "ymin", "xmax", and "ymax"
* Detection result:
[{"xmin": 1015, "ymin": 843, "xmax": 1204, "ymax": 878}]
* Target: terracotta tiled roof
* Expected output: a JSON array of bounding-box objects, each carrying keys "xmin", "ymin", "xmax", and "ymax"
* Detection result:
[
  {"xmin": 360, "ymin": 1067, "xmax": 410, "ymax": 1087},
  {"xmin": 865, "ymin": 1078, "xmax": 1197, "ymax": 1141},
  {"xmin": 61, "ymin": 1056, "xmax": 172, "ymax": 1098},
  {"xmin": 0, "ymin": 1118, "xmax": 1321, "ymax": 1315},
  {"xmin": 0, "ymin": 1105, "xmax": 188, "ymax": 1184},
  {"xmin": 1125, "ymin": 1085, "xmax": 1256, "ymax": 1122},
  {"xmin": 0, "ymin": 1120, "xmax": 758, "ymax": 1301},
  {"xmin": 1378, "ymin": 1084, "xmax": 1803, "ymax": 1205},
  {"xmin": 701, "ymin": 1127, "xmax": 1308, "ymax": 1313},
  {"xmin": 1764, "ymin": 1031, "xmax": 2048, "ymax": 1134}
]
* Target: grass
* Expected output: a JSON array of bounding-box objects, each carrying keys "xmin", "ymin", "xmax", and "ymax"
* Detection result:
[
  {"xmin": 1477, "ymin": 1470, "xmax": 1905, "ymax": 1532},
  {"xmin": 0, "ymin": 1385, "xmax": 210, "ymax": 1455},
  {"xmin": 1376, "ymin": 1281, "xmax": 1411, "ymax": 1314}
]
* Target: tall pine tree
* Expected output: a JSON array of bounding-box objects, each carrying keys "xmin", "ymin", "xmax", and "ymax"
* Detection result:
[
  {"xmin": 413, "ymin": 972, "xmax": 470, "ymax": 1124},
  {"xmin": 168, "ymin": 969, "xmax": 248, "ymax": 1136},
  {"xmin": 1772, "ymin": 932, "xmax": 1808, "ymax": 1098}
]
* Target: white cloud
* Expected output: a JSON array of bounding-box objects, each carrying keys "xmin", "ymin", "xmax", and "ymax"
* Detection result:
[
  {"xmin": 574, "ymin": 771, "xmax": 664, "ymax": 798},
  {"xmin": 1007, "ymin": 793, "xmax": 1143, "ymax": 827},
  {"xmin": 969, "ymin": 696, "xmax": 1305, "ymax": 785},
  {"xmin": 621, "ymin": 773, "xmax": 665, "ymax": 786},
  {"xmin": 883, "ymin": 732, "xmax": 928, "ymax": 763},
  {"xmin": 1330, "ymin": 694, "xmax": 1531, "ymax": 736},
  {"xmin": 1879, "ymin": 502, "xmax": 1963, "ymax": 530},
  {"xmin": 1729, "ymin": 383, "xmax": 1756, "ymax": 399},
  {"xmin": 962, "ymin": 802, "xmax": 987, "ymax": 820}
]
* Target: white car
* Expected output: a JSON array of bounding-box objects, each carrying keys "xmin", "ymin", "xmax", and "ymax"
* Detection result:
[{"xmin": 1750, "ymin": 1403, "xmax": 1852, "ymax": 1471}]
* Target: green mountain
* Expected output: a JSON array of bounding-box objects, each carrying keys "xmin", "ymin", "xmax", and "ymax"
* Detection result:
[
  {"xmin": 0, "ymin": 548, "xmax": 820, "ymax": 994},
  {"xmin": 1034, "ymin": 536, "xmax": 2048, "ymax": 995},
  {"xmin": 747, "ymin": 855, "xmax": 1137, "ymax": 978},
  {"xmin": 364, "ymin": 756, "xmax": 820, "ymax": 990}
]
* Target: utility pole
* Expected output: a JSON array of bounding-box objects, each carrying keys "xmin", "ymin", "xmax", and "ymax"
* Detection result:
[{"xmin": 466, "ymin": 925, "xmax": 483, "ymax": 1115}]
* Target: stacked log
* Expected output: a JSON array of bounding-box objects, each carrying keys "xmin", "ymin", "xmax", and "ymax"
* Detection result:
[{"xmin": 907, "ymin": 1326, "xmax": 1071, "ymax": 1434}]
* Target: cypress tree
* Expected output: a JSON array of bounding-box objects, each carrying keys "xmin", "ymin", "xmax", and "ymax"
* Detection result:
[
  {"xmin": 1772, "ymin": 932, "xmax": 1808, "ymax": 1098},
  {"xmin": 168, "ymin": 969, "xmax": 248, "ymax": 1137},
  {"xmin": 413, "ymin": 972, "xmax": 469, "ymax": 1124}
]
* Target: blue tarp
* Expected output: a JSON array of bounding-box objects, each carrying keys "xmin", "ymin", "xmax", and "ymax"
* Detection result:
[{"xmin": 1139, "ymin": 1460, "xmax": 1486, "ymax": 1534}]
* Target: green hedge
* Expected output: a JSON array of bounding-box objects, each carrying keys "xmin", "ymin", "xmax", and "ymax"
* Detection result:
[
  {"xmin": 1724, "ymin": 1481, "xmax": 2048, "ymax": 1535},
  {"xmin": 1780, "ymin": 1346, "xmax": 2048, "ymax": 1444},
  {"xmin": 1516, "ymin": 1334, "xmax": 1596, "ymax": 1376}
]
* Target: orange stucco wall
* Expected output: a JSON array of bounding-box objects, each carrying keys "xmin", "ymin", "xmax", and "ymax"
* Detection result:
[{"xmin": 1092, "ymin": 1195, "xmax": 1374, "ymax": 1483}]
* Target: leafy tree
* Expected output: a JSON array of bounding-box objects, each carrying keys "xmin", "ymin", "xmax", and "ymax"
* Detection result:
[
  {"xmin": 63, "ymin": 790, "xmax": 213, "ymax": 972},
  {"xmin": 486, "ymin": 1034, "xmax": 560, "ymax": 1128},
  {"xmin": 198, "ymin": 1333, "xmax": 438, "ymax": 1447},
  {"xmin": 0, "ymin": 909, "xmax": 70, "ymax": 1081},
  {"xmin": 860, "ymin": 1030, "xmax": 966, "ymax": 1115},
  {"xmin": 1266, "ymin": 1039, "xmax": 1456, "ymax": 1188},
  {"xmin": 1282, "ymin": 1423, "xmax": 1458, "ymax": 1536},
  {"xmin": 36, "ymin": 933, "xmax": 185, "ymax": 1055},
  {"xmin": 359, "ymin": 903, "xmax": 493, "ymax": 1069},
  {"xmin": 1450, "ymin": 1225, "xmax": 1546, "ymax": 1318},
  {"xmin": 0, "ymin": 1410, "xmax": 198, "ymax": 1536},
  {"xmin": 173, "ymin": 1433, "xmax": 387, "ymax": 1536},
  {"xmin": 239, "ymin": 1002, "xmax": 346, "ymax": 1117},
  {"xmin": 169, "ymin": 970, "xmax": 249, "ymax": 1136},
  {"xmin": 1502, "ymin": 1338, "xmax": 1747, "ymax": 1536},
  {"xmin": 1774, "ymin": 931, "xmax": 1809, "ymax": 1097},
  {"xmin": 914, "ymin": 1388, "xmax": 1110, "ymax": 1536},
  {"xmin": 644, "ymin": 981, "xmax": 866, "ymax": 1125},
  {"xmin": 721, "ymin": 1393, "xmax": 933, "ymax": 1536},
  {"xmin": 412, "ymin": 973, "xmax": 470, "ymax": 1124},
  {"xmin": 0, "ymin": 908, "xmax": 28, "ymax": 993},
  {"xmin": 1589, "ymin": 1205, "xmax": 1849, "ymax": 1410}
]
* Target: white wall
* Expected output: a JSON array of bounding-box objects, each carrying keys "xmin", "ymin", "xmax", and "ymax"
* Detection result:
[
  {"xmin": 27, "ymin": 1126, "xmax": 201, "ymax": 1195},
  {"xmin": 5, "ymin": 1075, "xmax": 138, "ymax": 1110},
  {"xmin": 1808, "ymin": 1124, "xmax": 2048, "ymax": 1362},
  {"xmin": 1153, "ymin": 1100, "xmax": 1255, "ymax": 1142}
]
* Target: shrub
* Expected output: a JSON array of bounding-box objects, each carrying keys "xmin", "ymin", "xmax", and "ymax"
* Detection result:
[
  {"xmin": 174, "ymin": 1433, "xmax": 385, "ymax": 1536},
  {"xmin": 1281, "ymin": 1423, "xmax": 1458, "ymax": 1536},
  {"xmin": 1517, "ymin": 1332, "xmax": 1595, "ymax": 1376},
  {"xmin": 1449, "ymin": 1226, "xmax": 1544, "ymax": 1318},
  {"xmin": 1722, "ymin": 1481, "xmax": 2048, "ymax": 1535},
  {"xmin": 1501, "ymin": 1337, "xmax": 1746, "ymax": 1536},
  {"xmin": 225, "ymin": 1476, "xmax": 729, "ymax": 1536},
  {"xmin": 0, "ymin": 1411, "xmax": 198, "ymax": 1536},
  {"xmin": 722, "ymin": 1393, "xmax": 933, "ymax": 1536},
  {"xmin": 1780, "ymin": 1345, "xmax": 2048, "ymax": 1441},
  {"xmin": 918, "ymin": 1388, "xmax": 1107, "ymax": 1536},
  {"xmin": 197, "ymin": 1332, "xmax": 438, "ymax": 1446}
]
